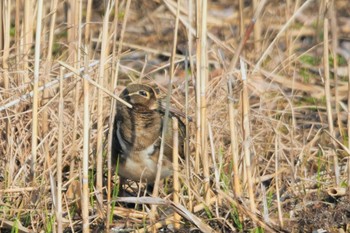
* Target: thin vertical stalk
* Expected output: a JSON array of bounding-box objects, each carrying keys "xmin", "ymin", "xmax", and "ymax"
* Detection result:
[
  {"xmin": 275, "ymin": 135, "xmax": 283, "ymax": 227},
  {"xmin": 2, "ymin": 0, "xmax": 11, "ymax": 166},
  {"xmin": 185, "ymin": 2, "xmax": 196, "ymax": 208},
  {"xmin": 240, "ymin": 58, "xmax": 256, "ymax": 213},
  {"xmin": 57, "ymin": 67, "xmax": 65, "ymax": 233},
  {"xmin": 82, "ymin": 47, "xmax": 90, "ymax": 233},
  {"xmin": 227, "ymin": 79, "xmax": 242, "ymax": 197},
  {"xmin": 172, "ymin": 117, "xmax": 181, "ymax": 230},
  {"xmin": 96, "ymin": 0, "xmax": 112, "ymax": 215},
  {"xmin": 199, "ymin": 0, "xmax": 210, "ymax": 205},
  {"xmin": 184, "ymin": 50, "xmax": 193, "ymax": 211},
  {"xmin": 195, "ymin": 0, "xmax": 201, "ymax": 174},
  {"xmin": 107, "ymin": 0, "xmax": 120, "ymax": 228},
  {"xmin": 330, "ymin": 1, "xmax": 341, "ymax": 134},
  {"xmin": 15, "ymin": 0, "xmax": 20, "ymax": 84},
  {"xmin": 2, "ymin": 0, "xmax": 10, "ymax": 92},
  {"xmin": 31, "ymin": 0, "xmax": 44, "ymax": 181},
  {"xmin": 323, "ymin": 0, "xmax": 339, "ymax": 185},
  {"xmin": 42, "ymin": 1, "xmax": 58, "ymax": 216}
]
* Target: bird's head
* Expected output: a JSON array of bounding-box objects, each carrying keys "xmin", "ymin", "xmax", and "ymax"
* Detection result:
[{"xmin": 120, "ymin": 84, "xmax": 159, "ymax": 110}]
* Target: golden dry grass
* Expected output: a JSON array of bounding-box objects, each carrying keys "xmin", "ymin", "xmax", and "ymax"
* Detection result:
[{"xmin": 1, "ymin": 0, "xmax": 350, "ymax": 232}]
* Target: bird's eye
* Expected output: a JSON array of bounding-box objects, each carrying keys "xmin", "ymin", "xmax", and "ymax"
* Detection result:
[{"xmin": 138, "ymin": 90, "xmax": 148, "ymax": 97}]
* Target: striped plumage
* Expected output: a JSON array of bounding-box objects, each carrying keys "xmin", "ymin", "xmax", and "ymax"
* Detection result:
[{"xmin": 111, "ymin": 84, "xmax": 185, "ymax": 183}]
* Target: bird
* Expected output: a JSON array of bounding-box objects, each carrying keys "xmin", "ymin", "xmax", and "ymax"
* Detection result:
[{"xmin": 111, "ymin": 83, "xmax": 185, "ymax": 184}]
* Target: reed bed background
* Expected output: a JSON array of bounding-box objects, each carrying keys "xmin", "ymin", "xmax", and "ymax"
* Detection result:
[{"xmin": 1, "ymin": 0, "xmax": 350, "ymax": 232}]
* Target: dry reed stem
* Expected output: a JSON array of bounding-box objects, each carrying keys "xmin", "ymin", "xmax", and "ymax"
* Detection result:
[
  {"xmin": 2, "ymin": 0, "xmax": 10, "ymax": 92},
  {"xmin": 82, "ymin": 47, "xmax": 91, "ymax": 233},
  {"xmin": 195, "ymin": 0, "xmax": 201, "ymax": 175},
  {"xmin": 15, "ymin": 0, "xmax": 20, "ymax": 83},
  {"xmin": 31, "ymin": 0, "xmax": 44, "ymax": 182},
  {"xmin": 275, "ymin": 134, "xmax": 283, "ymax": 227},
  {"xmin": 57, "ymin": 67, "xmax": 65, "ymax": 233},
  {"xmin": 95, "ymin": 0, "xmax": 112, "ymax": 217},
  {"xmin": 184, "ymin": 38, "xmax": 193, "ymax": 212},
  {"xmin": 330, "ymin": 2, "xmax": 342, "ymax": 134},
  {"xmin": 172, "ymin": 117, "xmax": 181, "ymax": 230},
  {"xmin": 330, "ymin": 1, "xmax": 344, "ymax": 185},
  {"xmin": 240, "ymin": 58, "xmax": 256, "ymax": 213},
  {"xmin": 42, "ymin": 0, "xmax": 58, "ymax": 198},
  {"xmin": 198, "ymin": 0, "xmax": 211, "ymax": 205},
  {"xmin": 323, "ymin": 0, "xmax": 340, "ymax": 186}
]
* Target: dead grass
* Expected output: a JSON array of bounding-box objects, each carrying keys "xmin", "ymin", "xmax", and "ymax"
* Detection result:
[{"xmin": 1, "ymin": 0, "xmax": 350, "ymax": 232}]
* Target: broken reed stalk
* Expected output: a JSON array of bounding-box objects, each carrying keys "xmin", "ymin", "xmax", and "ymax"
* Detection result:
[
  {"xmin": 96, "ymin": 0, "xmax": 112, "ymax": 215},
  {"xmin": 240, "ymin": 58, "xmax": 256, "ymax": 213},
  {"xmin": 172, "ymin": 117, "xmax": 181, "ymax": 230},
  {"xmin": 82, "ymin": 47, "xmax": 90, "ymax": 233},
  {"xmin": 227, "ymin": 79, "xmax": 242, "ymax": 197},
  {"xmin": 323, "ymin": 0, "xmax": 340, "ymax": 186},
  {"xmin": 57, "ymin": 67, "xmax": 65, "ymax": 233},
  {"xmin": 31, "ymin": 0, "xmax": 44, "ymax": 182},
  {"xmin": 198, "ymin": 0, "xmax": 210, "ymax": 205},
  {"xmin": 150, "ymin": 0, "xmax": 180, "ymax": 225},
  {"xmin": 275, "ymin": 134, "xmax": 283, "ymax": 227}
]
